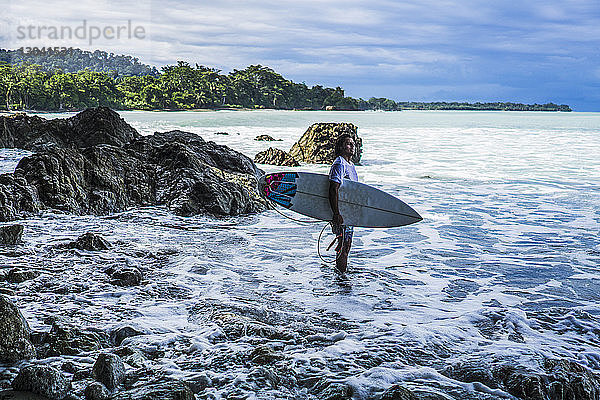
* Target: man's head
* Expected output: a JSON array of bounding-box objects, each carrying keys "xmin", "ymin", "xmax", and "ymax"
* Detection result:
[{"xmin": 334, "ymin": 134, "xmax": 356, "ymax": 159}]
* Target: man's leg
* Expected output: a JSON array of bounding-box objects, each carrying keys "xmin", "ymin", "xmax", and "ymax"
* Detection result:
[{"xmin": 335, "ymin": 228, "xmax": 353, "ymax": 273}]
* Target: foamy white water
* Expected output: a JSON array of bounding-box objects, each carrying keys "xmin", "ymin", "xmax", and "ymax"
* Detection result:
[{"xmin": 2, "ymin": 110, "xmax": 600, "ymax": 399}]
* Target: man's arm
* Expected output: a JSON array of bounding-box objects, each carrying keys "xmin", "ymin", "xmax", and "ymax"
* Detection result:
[{"xmin": 329, "ymin": 180, "xmax": 343, "ymax": 226}]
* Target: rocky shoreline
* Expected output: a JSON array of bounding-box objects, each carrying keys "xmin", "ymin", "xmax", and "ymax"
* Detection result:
[{"xmin": 0, "ymin": 108, "xmax": 268, "ymax": 222}]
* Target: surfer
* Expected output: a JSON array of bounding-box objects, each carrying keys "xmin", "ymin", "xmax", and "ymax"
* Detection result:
[{"xmin": 328, "ymin": 134, "xmax": 358, "ymax": 272}]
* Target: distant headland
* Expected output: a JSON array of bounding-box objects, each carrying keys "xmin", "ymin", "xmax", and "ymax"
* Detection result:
[{"xmin": 0, "ymin": 48, "xmax": 571, "ymax": 112}]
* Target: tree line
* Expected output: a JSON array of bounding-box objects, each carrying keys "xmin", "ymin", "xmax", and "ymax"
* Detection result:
[
  {"xmin": 0, "ymin": 53, "xmax": 571, "ymax": 112},
  {"xmin": 0, "ymin": 48, "xmax": 158, "ymax": 77}
]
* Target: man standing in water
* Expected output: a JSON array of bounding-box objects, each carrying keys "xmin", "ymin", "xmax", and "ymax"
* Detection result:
[{"xmin": 328, "ymin": 134, "xmax": 358, "ymax": 272}]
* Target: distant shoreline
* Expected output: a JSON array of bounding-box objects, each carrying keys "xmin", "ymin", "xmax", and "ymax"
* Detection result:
[{"xmin": 1, "ymin": 107, "xmax": 577, "ymax": 115}]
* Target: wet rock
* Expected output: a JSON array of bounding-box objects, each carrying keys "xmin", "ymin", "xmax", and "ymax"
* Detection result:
[
  {"xmin": 92, "ymin": 353, "xmax": 125, "ymax": 390},
  {"xmin": 142, "ymin": 130, "xmax": 267, "ymax": 216},
  {"xmin": 72, "ymin": 369, "xmax": 92, "ymax": 381},
  {"xmin": 442, "ymin": 361, "xmax": 497, "ymax": 389},
  {"xmin": 1, "ymin": 109, "xmax": 268, "ymax": 219},
  {"xmin": 319, "ymin": 383, "xmax": 353, "ymax": 400},
  {"xmin": 214, "ymin": 131, "xmax": 229, "ymax": 135},
  {"xmin": 113, "ymin": 347, "xmax": 147, "ymax": 369},
  {"xmin": 11, "ymin": 365, "xmax": 71, "ymax": 400},
  {"xmin": 495, "ymin": 359, "xmax": 600, "ymax": 400},
  {"xmin": 38, "ymin": 321, "xmax": 109, "ymax": 357},
  {"xmin": 112, "ymin": 380, "xmax": 194, "ymax": 400},
  {"xmin": 255, "ymin": 135, "xmax": 281, "ymax": 141},
  {"xmin": 254, "ymin": 147, "xmax": 300, "ymax": 167},
  {"xmin": 0, "ymin": 107, "xmax": 139, "ymax": 151},
  {"xmin": 0, "ymin": 224, "xmax": 24, "ymax": 245},
  {"xmin": 110, "ymin": 267, "xmax": 142, "ymax": 287},
  {"xmin": 185, "ymin": 373, "xmax": 212, "ymax": 393},
  {"xmin": 288, "ymin": 123, "xmax": 362, "ymax": 165},
  {"xmin": 0, "ymin": 175, "xmax": 40, "ymax": 222},
  {"xmin": 544, "ymin": 358, "xmax": 600, "ymax": 399},
  {"xmin": 61, "ymin": 361, "xmax": 78, "ymax": 374},
  {"xmin": 0, "ymin": 295, "xmax": 36, "ymax": 362},
  {"xmin": 5, "ymin": 268, "xmax": 39, "ymax": 283},
  {"xmin": 503, "ymin": 368, "xmax": 546, "ymax": 400},
  {"xmin": 110, "ymin": 326, "xmax": 146, "ymax": 346},
  {"xmin": 65, "ymin": 233, "xmax": 111, "ymax": 251},
  {"xmin": 249, "ymin": 344, "xmax": 284, "ymax": 364},
  {"xmin": 84, "ymin": 382, "xmax": 110, "ymax": 400},
  {"xmin": 379, "ymin": 384, "xmax": 418, "ymax": 400}
]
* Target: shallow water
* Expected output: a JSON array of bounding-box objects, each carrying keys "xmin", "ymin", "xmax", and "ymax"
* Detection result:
[{"xmin": 2, "ymin": 110, "xmax": 600, "ymax": 398}]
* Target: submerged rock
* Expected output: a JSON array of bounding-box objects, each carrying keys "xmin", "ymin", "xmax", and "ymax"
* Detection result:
[
  {"xmin": 253, "ymin": 147, "xmax": 299, "ymax": 167},
  {"xmin": 64, "ymin": 233, "xmax": 111, "ymax": 251},
  {"xmin": 0, "ymin": 224, "xmax": 24, "ymax": 245},
  {"xmin": 1, "ymin": 108, "xmax": 268, "ymax": 220},
  {"xmin": 0, "ymin": 295, "xmax": 36, "ymax": 362},
  {"xmin": 109, "ymin": 267, "xmax": 142, "ymax": 287},
  {"xmin": 11, "ymin": 365, "xmax": 71, "ymax": 400},
  {"xmin": 92, "ymin": 353, "xmax": 125, "ymax": 391},
  {"xmin": 288, "ymin": 123, "xmax": 362, "ymax": 165},
  {"xmin": 379, "ymin": 385, "xmax": 418, "ymax": 400},
  {"xmin": 112, "ymin": 380, "xmax": 194, "ymax": 400},
  {"xmin": 85, "ymin": 382, "xmax": 110, "ymax": 400},
  {"xmin": 444, "ymin": 357, "xmax": 600, "ymax": 400},
  {"xmin": 255, "ymin": 135, "xmax": 281, "ymax": 141},
  {"xmin": 38, "ymin": 320, "xmax": 109, "ymax": 357},
  {"xmin": 110, "ymin": 326, "xmax": 146, "ymax": 346},
  {"xmin": 5, "ymin": 268, "xmax": 38, "ymax": 283}
]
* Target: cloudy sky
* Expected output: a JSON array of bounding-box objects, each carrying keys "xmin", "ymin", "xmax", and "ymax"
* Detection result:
[{"xmin": 2, "ymin": 0, "xmax": 600, "ymax": 110}]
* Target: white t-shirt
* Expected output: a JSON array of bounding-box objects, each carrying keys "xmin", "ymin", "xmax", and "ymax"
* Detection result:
[{"xmin": 329, "ymin": 156, "xmax": 358, "ymax": 184}]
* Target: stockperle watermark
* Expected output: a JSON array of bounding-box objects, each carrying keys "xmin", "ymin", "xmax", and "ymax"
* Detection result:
[{"xmin": 15, "ymin": 20, "xmax": 146, "ymax": 45}]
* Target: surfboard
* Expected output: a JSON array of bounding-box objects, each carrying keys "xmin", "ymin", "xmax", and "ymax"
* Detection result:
[{"xmin": 259, "ymin": 172, "xmax": 422, "ymax": 228}]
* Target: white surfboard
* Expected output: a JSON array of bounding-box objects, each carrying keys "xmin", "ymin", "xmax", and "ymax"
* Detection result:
[{"xmin": 259, "ymin": 172, "xmax": 422, "ymax": 228}]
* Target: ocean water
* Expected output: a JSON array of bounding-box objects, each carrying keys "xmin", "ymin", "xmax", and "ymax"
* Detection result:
[{"xmin": 2, "ymin": 110, "xmax": 600, "ymax": 399}]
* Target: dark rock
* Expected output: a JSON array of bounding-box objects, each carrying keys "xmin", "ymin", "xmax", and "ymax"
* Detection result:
[
  {"xmin": 445, "ymin": 358, "xmax": 600, "ymax": 400},
  {"xmin": 112, "ymin": 347, "xmax": 147, "ymax": 369},
  {"xmin": 255, "ymin": 135, "xmax": 281, "ymax": 141},
  {"xmin": 110, "ymin": 267, "xmax": 142, "ymax": 287},
  {"xmin": 61, "ymin": 361, "xmax": 78, "ymax": 374},
  {"xmin": 84, "ymin": 382, "xmax": 110, "ymax": 400},
  {"xmin": 288, "ymin": 123, "xmax": 363, "ymax": 165},
  {"xmin": 5, "ymin": 268, "xmax": 39, "ymax": 283},
  {"xmin": 504, "ymin": 369, "xmax": 546, "ymax": 400},
  {"xmin": 4, "ymin": 112, "xmax": 268, "ymax": 218},
  {"xmin": 379, "ymin": 384, "xmax": 418, "ymax": 400},
  {"xmin": 65, "ymin": 233, "xmax": 111, "ymax": 251},
  {"xmin": 254, "ymin": 147, "xmax": 300, "ymax": 167},
  {"xmin": 0, "ymin": 107, "xmax": 139, "ymax": 151},
  {"xmin": 38, "ymin": 321, "xmax": 109, "ymax": 357},
  {"xmin": 443, "ymin": 361, "xmax": 497, "ymax": 389},
  {"xmin": 11, "ymin": 365, "xmax": 71, "ymax": 400},
  {"xmin": 112, "ymin": 380, "xmax": 194, "ymax": 400},
  {"xmin": 0, "ymin": 224, "xmax": 24, "ymax": 245},
  {"xmin": 319, "ymin": 383, "xmax": 353, "ymax": 400},
  {"xmin": 110, "ymin": 326, "xmax": 145, "ymax": 346},
  {"xmin": 544, "ymin": 358, "xmax": 600, "ymax": 400},
  {"xmin": 185, "ymin": 373, "xmax": 212, "ymax": 393},
  {"xmin": 0, "ymin": 295, "xmax": 36, "ymax": 362},
  {"xmin": 72, "ymin": 370, "xmax": 92, "ymax": 381},
  {"xmin": 214, "ymin": 131, "xmax": 229, "ymax": 135},
  {"xmin": 92, "ymin": 353, "xmax": 125, "ymax": 390},
  {"xmin": 249, "ymin": 344, "xmax": 284, "ymax": 364},
  {"xmin": 0, "ymin": 174, "xmax": 40, "ymax": 222}
]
